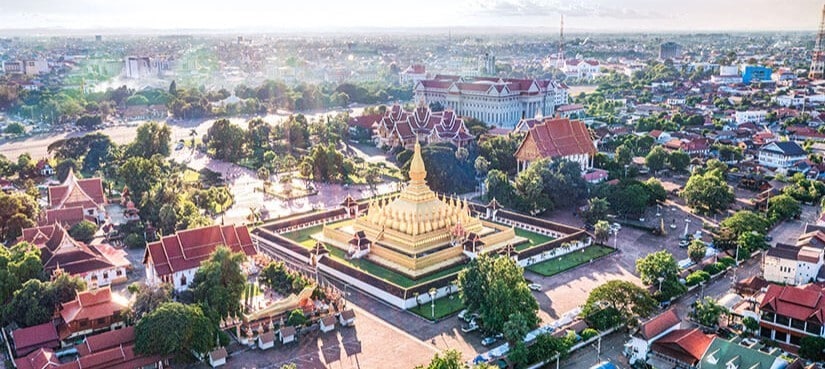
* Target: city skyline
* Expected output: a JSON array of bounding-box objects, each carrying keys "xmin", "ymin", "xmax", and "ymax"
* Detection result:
[{"xmin": 0, "ymin": 0, "xmax": 821, "ymax": 33}]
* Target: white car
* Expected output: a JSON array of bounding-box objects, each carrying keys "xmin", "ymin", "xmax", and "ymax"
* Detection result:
[
  {"xmin": 527, "ymin": 283, "xmax": 542, "ymax": 291},
  {"xmin": 457, "ymin": 309, "xmax": 468, "ymax": 320}
]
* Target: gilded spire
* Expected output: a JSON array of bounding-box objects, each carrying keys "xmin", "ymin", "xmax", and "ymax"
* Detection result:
[{"xmin": 409, "ymin": 140, "xmax": 427, "ymax": 184}]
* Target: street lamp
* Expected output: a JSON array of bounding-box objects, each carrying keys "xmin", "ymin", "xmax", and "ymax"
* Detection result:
[
  {"xmin": 657, "ymin": 276, "xmax": 665, "ymax": 293},
  {"xmin": 429, "ymin": 288, "xmax": 437, "ymax": 319}
]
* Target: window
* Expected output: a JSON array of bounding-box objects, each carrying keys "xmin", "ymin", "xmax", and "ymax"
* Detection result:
[
  {"xmin": 760, "ymin": 326, "xmax": 771, "ymax": 338},
  {"xmin": 180, "ymin": 275, "xmax": 187, "ymax": 286},
  {"xmin": 790, "ymin": 334, "xmax": 802, "ymax": 346},
  {"xmin": 761, "ymin": 311, "xmax": 775, "ymax": 322},
  {"xmin": 807, "ymin": 322, "xmax": 822, "ymax": 335},
  {"xmin": 774, "ymin": 330, "xmax": 787, "ymax": 342},
  {"xmin": 97, "ymin": 318, "xmax": 106, "ymax": 325},
  {"xmin": 116, "ymin": 269, "xmax": 123, "ymax": 277},
  {"xmin": 102, "ymin": 272, "xmax": 109, "ymax": 280},
  {"xmin": 791, "ymin": 318, "xmax": 806, "ymax": 331},
  {"xmin": 79, "ymin": 320, "xmax": 88, "ymax": 327},
  {"xmin": 776, "ymin": 315, "xmax": 790, "ymax": 326}
]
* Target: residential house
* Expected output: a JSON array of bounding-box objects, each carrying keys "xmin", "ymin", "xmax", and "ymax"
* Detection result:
[
  {"xmin": 649, "ymin": 130, "xmax": 673, "ymax": 144},
  {"xmin": 734, "ymin": 110, "xmax": 768, "ymax": 124},
  {"xmin": 36, "ymin": 160, "xmax": 54, "ymax": 177},
  {"xmin": 758, "ymin": 141, "xmax": 807, "ymax": 169},
  {"xmin": 46, "ymin": 169, "xmax": 106, "ymax": 224},
  {"xmin": 10, "ymin": 322, "xmax": 60, "ymax": 357},
  {"xmin": 555, "ymin": 103, "xmax": 585, "ymax": 119},
  {"xmin": 787, "ymin": 126, "xmax": 825, "ymax": 142},
  {"xmin": 514, "ymin": 117, "xmax": 598, "ymax": 172},
  {"xmin": 15, "ymin": 326, "xmax": 165, "ymax": 369},
  {"xmin": 58, "ymin": 287, "xmax": 129, "ymax": 341},
  {"xmin": 648, "ymin": 328, "xmax": 714, "ymax": 368},
  {"xmin": 624, "ymin": 309, "xmax": 681, "ymax": 364},
  {"xmin": 400, "ymin": 64, "xmax": 427, "ymax": 85},
  {"xmin": 758, "ymin": 283, "xmax": 825, "ymax": 346},
  {"xmin": 663, "ymin": 138, "xmax": 710, "ymax": 157},
  {"xmin": 18, "ymin": 224, "xmax": 131, "ymax": 286},
  {"xmin": 763, "ymin": 243, "xmax": 824, "ymax": 285},
  {"xmin": 143, "ymin": 224, "xmax": 257, "ymax": 291}
]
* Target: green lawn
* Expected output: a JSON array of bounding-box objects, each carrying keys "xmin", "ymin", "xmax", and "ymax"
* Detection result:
[
  {"xmin": 408, "ymin": 295, "xmax": 465, "ymax": 321},
  {"xmin": 282, "ymin": 224, "xmax": 325, "ymax": 248},
  {"xmin": 514, "ymin": 228, "xmax": 555, "ymax": 251},
  {"xmin": 326, "ymin": 247, "xmax": 463, "ymax": 288},
  {"xmin": 526, "ymin": 245, "xmax": 616, "ymax": 277}
]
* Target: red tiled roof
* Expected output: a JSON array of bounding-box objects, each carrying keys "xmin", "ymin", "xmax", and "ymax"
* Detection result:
[
  {"xmin": 40, "ymin": 206, "xmax": 90, "ymax": 228},
  {"xmin": 77, "ymin": 327, "xmax": 135, "ymax": 356},
  {"xmin": 12, "ymin": 322, "xmax": 59, "ymax": 356},
  {"xmin": 760, "ymin": 284, "xmax": 825, "ymax": 323},
  {"xmin": 516, "ymin": 117, "xmax": 597, "ymax": 160},
  {"xmin": 143, "ymin": 224, "xmax": 256, "ymax": 277},
  {"xmin": 18, "ymin": 223, "xmax": 128, "ymax": 278},
  {"xmin": 59, "ymin": 287, "xmax": 127, "ymax": 326},
  {"xmin": 348, "ymin": 114, "xmax": 383, "ymax": 129},
  {"xmin": 650, "ymin": 328, "xmax": 714, "ymax": 365},
  {"xmin": 47, "ymin": 170, "xmax": 106, "ymax": 210},
  {"xmin": 16, "ymin": 327, "xmax": 164, "ymax": 369},
  {"xmin": 638, "ymin": 309, "xmax": 680, "ymax": 340},
  {"xmin": 556, "ymin": 104, "xmax": 584, "ymax": 113}
]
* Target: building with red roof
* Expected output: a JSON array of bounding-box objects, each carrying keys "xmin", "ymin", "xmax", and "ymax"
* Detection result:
[
  {"xmin": 45, "ymin": 169, "xmax": 107, "ymax": 225},
  {"xmin": 375, "ymin": 103, "xmax": 474, "ymax": 150},
  {"xmin": 14, "ymin": 325, "xmax": 166, "ymax": 369},
  {"xmin": 143, "ymin": 224, "xmax": 256, "ymax": 291},
  {"xmin": 624, "ymin": 309, "xmax": 681, "ymax": 364},
  {"xmin": 17, "ymin": 223, "xmax": 130, "ymax": 287},
  {"xmin": 648, "ymin": 328, "xmax": 714, "ymax": 367},
  {"xmin": 10, "ymin": 322, "xmax": 60, "ymax": 357},
  {"xmin": 562, "ymin": 59, "xmax": 600, "ymax": 79},
  {"xmin": 400, "ymin": 64, "xmax": 427, "ymax": 85},
  {"xmin": 758, "ymin": 283, "xmax": 825, "ymax": 347},
  {"xmin": 58, "ymin": 287, "xmax": 129, "ymax": 340},
  {"xmin": 413, "ymin": 75, "xmax": 568, "ymax": 129},
  {"xmin": 514, "ymin": 117, "xmax": 598, "ymax": 172}
]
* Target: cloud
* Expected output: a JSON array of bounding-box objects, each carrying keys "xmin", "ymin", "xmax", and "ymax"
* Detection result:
[{"xmin": 468, "ymin": 0, "xmax": 663, "ymax": 19}]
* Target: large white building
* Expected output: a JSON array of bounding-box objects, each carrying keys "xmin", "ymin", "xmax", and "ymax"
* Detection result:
[
  {"xmin": 734, "ymin": 110, "xmax": 768, "ymax": 124},
  {"xmin": 562, "ymin": 59, "xmax": 600, "ymax": 79},
  {"xmin": 764, "ymin": 244, "xmax": 823, "ymax": 285},
  {"xmin": 414, "ymin": 75, "xmax": 568, "ymax": 129},
  {"xmin": 758, "ymin": 141, "xmax": 807, "ymax": 169}
]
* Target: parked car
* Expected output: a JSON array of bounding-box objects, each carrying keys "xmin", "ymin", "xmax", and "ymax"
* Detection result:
[
  {"xmin": 461, "ymin": 320, "xmax": 479, "ymax": 333},
  {"xmin": 678, "ymin": 239, "xmax": 690, "ymax": 248},
  {"xmin": 481, "ymin": 336, "xmax": 498, "ymax": 346},
  {"xmin": 457, "ymin": 309, "xmax": 468, "ymax": 321},
  {"xmin": 527, "ymin": 283, "xmax": 542, "ymax": 291}
]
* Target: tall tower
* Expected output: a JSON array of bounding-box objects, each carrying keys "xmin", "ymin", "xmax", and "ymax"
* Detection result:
[
  {"xmin": 810, "ymin": 4, "xmax": 825, "ymax": 80},
  {"xmin": 555, "ymin": 14, "xmax": 565, "ymax": 69}
]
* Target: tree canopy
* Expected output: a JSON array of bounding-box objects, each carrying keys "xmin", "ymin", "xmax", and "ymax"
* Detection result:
[
  {"xmin": 135, "ymin": 302, "xmax": 216, "ymax": 357},
  {"xmin": 191, "ymin": 246, "xmax": 247, "ymax": 320},
  {"xmin": 680, "ymin": 169, "xmax": 734, "ymax": 214},
  {"xmin": 581, "ymin": 280, "xmax": 657, "ymax": 330}
]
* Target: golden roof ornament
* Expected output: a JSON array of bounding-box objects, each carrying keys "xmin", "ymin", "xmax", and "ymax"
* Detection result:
[{"xmin": 409, "ymin": 139, "xmax": 427, "ymax": 184}]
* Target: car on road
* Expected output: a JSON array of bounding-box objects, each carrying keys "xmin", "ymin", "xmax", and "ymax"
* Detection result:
[
  {"xmin": 611, "ymin": 223, "xmax": 621, "ymax": 231},
  {"xmin": 678, "ymin": 239, "xmax": 690, "ymax": 248},
  {"xmin": 527, "ymin": 283, "xmax": 542, "ymax": 291},
  {"xmin": 481, "ymin": 336, "xmax": 498, "ymax": 346}
]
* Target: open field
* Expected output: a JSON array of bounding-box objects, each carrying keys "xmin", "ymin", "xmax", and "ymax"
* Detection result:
[{"xmin": 526, "ymin": 245, "xmax": 616, "ymax": 277}]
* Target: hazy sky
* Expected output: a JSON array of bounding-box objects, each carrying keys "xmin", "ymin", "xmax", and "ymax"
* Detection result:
[{"xmin": 0, "ymin": 0, "xmax": 820, "ymax": 32}]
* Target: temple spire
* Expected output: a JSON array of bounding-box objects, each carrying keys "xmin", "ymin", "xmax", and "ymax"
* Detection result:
[{"xmin": 409, "ymin": 139, "xmax": 427, "ymax": 184}]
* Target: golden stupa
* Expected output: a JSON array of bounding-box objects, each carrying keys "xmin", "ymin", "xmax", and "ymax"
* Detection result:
[{"xmin": 321, "ymin": 141, "xmax": 518, "ymax": 277}]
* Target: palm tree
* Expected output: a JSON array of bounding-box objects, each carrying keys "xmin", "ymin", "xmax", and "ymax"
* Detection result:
[{"xmin": 594, "ymin": 220, "xmax": 611, "ymax": 244}]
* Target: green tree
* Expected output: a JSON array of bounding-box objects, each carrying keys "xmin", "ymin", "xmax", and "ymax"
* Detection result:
[
  {"xmin": 687, "ymin": 239, "xmax": 707, "ymax": 264},
  {"xmin": 581, "ymin": 280, "xmax": 657, "ymax": 330},
  {"xmin": 502, "ymin": 311, "xmax": 533, "ymax": 344},
  {"xmin": 527, "ymin": 334, "xmax": 573, "ymax": 364},
  {"xmin": 636, "ymin": 250, "xmax": 685, "ymax": 300},
  {"xmin": 737, "ymin": 231, "xmax": 768, "ymax": 258},
  {"xmin": 719, "ymin": 211, "xmax": 770, "ymax": 238},
  {"xmin": 4, "ymin": 122, "xmax": 25, "ymax": 135},
  {"xmin": 127, "ymin": 121, "xmax": 171, "ymax": 158},
  {"xmin": 767, "ymin": 194, "xmax": 801, "ymax": 223},
  {"xmin": 615, "ymin": 144, "xmax": 632, "ymax": 166},
  {"xmin": 205, "ymin": 119, "xmax": 247, "ymax": 162},
  {"xmin": 681, "ymin": 170, "xmax": 734, "ymax": 214},
  {"xmin": 474, "ymin": 156, "xmax": 490, "ymax": 177},
  {"xmin": 76, "ymin": 115, "xmax": 102, "ymax": 130},
  {"xmin": 68, "ymin": 220, "xmax": 97, "ymax": 243},
  {"xmin": 691, "ymin": 297, "xmax": 727, "ymax": 327},
  {"xmin": 287, "ymin": 308, "xmax": 307, "ymax": 326},
  {"xmin": 582, "ymin": 198, "xmax": 610, "ymax": 225},
  {"xmin": 594, "ymin": 220, "xmax": 611, "ymax": 244},
  {"xmin": 667, "ymin": 150, "xmax": 690, "ymax": 172},
  {"xmin": 135, "ymin": 302, "xmax": 216, "ymax": 356},
  {"xmin": 6, "ymin": 279, "xmax": 55, "ymax": 327},
  {"xmin": 458, "ymin": 254, "xmax": 539, "ymax": 335},
  {"xmin": 191, "ymin": 246, "xmax": 247, "ymax": 320},
  {"xmin": 118, "ymin": 156, "xmax": 163, "ymax": 203},
  {"xmin": 485, "ymin": 169, "xmax": 518, "ymax": 207},
  {"xmin": 478, "ymin": 135, "xmax": 519, "ymax": 175},
  {"xmin": 742, "ymin": 316, "xmax": 759, "ymax": 335},
  {"xmin": 645, "ymin": 146, "xmax": 667, "ymax": 173},
  {"xmin": 0, "ymin": 192, "xmax": 38, "ymax": 242},
  {"xmin": 799, "ymin": 336, "xmax": 825, "ymax": 362},
  {"xmin": 47, "ymin": 273, "xmax": 86, "ymax": 304}
]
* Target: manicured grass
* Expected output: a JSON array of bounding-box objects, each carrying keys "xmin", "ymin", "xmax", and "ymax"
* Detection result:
[
  {"xmin": 282, "ymin": 224, "xmax": 324, "ymax": 249},
  {"xmin": 326, "ymin": 246, "xmax": 463, "ymax": 288},
  {"xmin": 408, "ymin": 295, "xmax": 465, "ymax": 321},
  {"xmin": 526, "ymin": 245, "xmax": 616, "ymax": 277},
  {"xmin": 514, "ymin": 228, "xmax": 555, "ymax": 251}
]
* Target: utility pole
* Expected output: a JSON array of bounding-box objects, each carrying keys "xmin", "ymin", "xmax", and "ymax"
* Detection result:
[{"xmin": 556, "ymin": 14, "xmax": 565, "ymax": 69}]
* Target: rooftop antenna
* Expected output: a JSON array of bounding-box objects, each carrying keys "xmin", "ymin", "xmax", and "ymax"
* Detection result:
[{"xmin": 810, "ymin": 4, "xmax": 825, "ymax": 80}]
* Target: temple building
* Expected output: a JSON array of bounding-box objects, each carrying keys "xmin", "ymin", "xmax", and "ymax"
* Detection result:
[
  {"xmin": 375, "ymin": 104, "xmax": 474, "ymax": 150},
  {"xmin": 44, "ymin": 169, "xmax": 107, "ymax": 226},
  {"xmin": 320, "ymin": 140, "xmax": 520, "ymax": 277},
  {"xmin": 18, "ymin": 224, "xmax": 131, "ymax": 287},
  {"xmin": 514, "ymin": 117, "xmax": 598, "ymax": 172}
]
